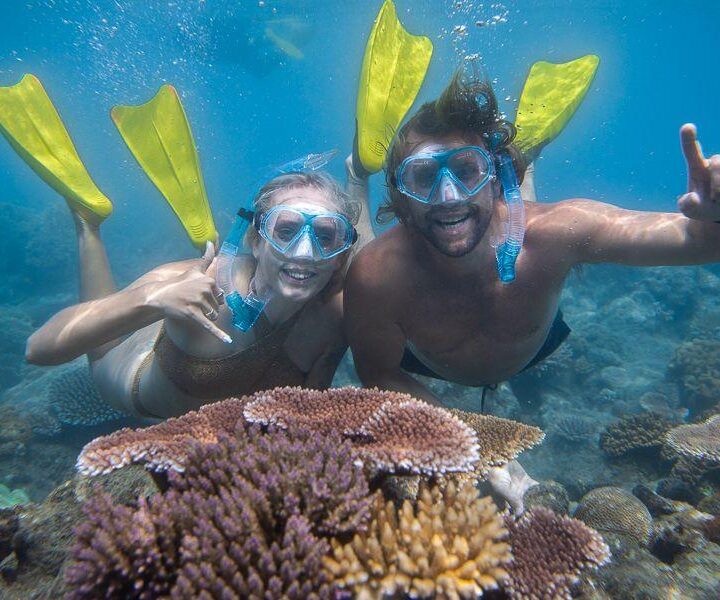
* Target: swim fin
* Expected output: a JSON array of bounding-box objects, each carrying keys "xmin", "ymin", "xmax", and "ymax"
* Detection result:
[
  {"xmin": 0, "ymin": 74, "xmax": 113, "ymax": 224},
  {"xmin": 514, "ymin": 55, "xmax": 600, "ymax": 157},
  {"xmin": 356, "ymin": 0, "xmax": 433, "ymax": 174},
  {"xmin": 111, "ymin": 85, "xmax": 217, "ymax": 250}
]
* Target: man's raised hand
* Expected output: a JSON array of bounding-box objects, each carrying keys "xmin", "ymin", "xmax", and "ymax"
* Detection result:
[{"xmin": 678, "ymin": 123, "xmax": 720, "ymax": 221}]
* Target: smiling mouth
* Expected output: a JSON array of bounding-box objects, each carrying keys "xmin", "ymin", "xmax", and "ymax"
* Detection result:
[
  {"xmin": 281, "ymin": 267, "xmax": 317, "ymax": 282},
  {"xmin": 432, "ymin": 212, "xmax": 473, "ymax": 230}
]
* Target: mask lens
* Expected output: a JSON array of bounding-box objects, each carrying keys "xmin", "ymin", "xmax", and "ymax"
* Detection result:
[
  {"xmin": 311, "ymin": 215, "xmax": 347, "ymax": 254},
  {"xmin": 402, "ymin": 157, "xmax": 441, "ymax": 199},
  {"xmin": 263, "ymin": 209, "xmax": 305, "ymax": 250},
  {"xmin": 447, "ymin": 148, "xmax": 489, "ymax": 193}
]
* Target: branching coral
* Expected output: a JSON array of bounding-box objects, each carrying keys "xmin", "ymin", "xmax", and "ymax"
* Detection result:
[
  {"xmin": 49, "ymin": 365, "xmax": 124, "ymax": 426},
  {"xmin": 324, "ymin": 481, "xmax": 511, "ymax": 599},
  {"xmin": 67, "ymin": 426, "xmax": 373, "ymax": 598},
  {"xmin": 503, "ymin": 507, "xmax": 610, "ymax": 600},
  {"xmin": 665, "ymin": 414, "xmax": 720, "ymax": 464},
  {"xmin": 599, "ymin": 412, "xmax": 671, "ymax": 457},
  {"xmin": 574, "ymin": 486, "xmax": 652, "ymax": 546},
  {"xmin": 449, "ymin": 408, "xmax": 545, "ymax": 475}
]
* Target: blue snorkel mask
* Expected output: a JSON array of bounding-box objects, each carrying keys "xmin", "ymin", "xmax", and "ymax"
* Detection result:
[{"xmin": 216, "ymin": 149, "xmax": 346, "ymax": 331}]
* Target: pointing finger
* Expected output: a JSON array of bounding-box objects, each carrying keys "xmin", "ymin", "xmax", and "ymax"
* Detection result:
[{"xmin": 680, "ymin": 123, "xmax": 707, "ymax": 176}]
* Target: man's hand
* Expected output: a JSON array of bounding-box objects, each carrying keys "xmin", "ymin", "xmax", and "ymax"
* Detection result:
[
  {"xmin": 145, "ymin": 242, "xmax": 231, "ymax": 344},
  {"xmin": 678, "ymin": 123, "xmax": 720, "ymax": 221}
]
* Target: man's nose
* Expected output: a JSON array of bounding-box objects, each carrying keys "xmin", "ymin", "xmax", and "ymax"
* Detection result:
[{"xmin": 433, "ymin": 172, "xmax": 464, "ymax": 204}]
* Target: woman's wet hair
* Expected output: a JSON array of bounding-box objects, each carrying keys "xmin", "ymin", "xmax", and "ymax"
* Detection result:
[
  {"xmin": 246, "ymin": 170, "xmax": 360, "ymax": 299},
  {"xmin": 378, "ymin": 72, "xmax": 527, "ymax": 223}
]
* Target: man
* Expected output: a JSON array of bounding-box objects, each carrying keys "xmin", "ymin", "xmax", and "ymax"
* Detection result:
[{"xmin": 344, "ymin": 74, "xmax": 720, "ymax": 409}]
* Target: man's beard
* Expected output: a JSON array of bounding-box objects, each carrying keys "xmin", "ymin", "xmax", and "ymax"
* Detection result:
[{"xmin": 417, "ymin": 203, "xmax": 491, "ymax": 257}]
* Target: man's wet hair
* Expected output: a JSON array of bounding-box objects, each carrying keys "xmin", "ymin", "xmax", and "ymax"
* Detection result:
[{"xmin": 379, "ymin": 72, "xmax": 527, "ymax": 223}]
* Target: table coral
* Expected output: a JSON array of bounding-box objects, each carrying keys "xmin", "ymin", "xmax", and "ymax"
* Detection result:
[
  {"xmin": 504, "ymin": 507, "xmax": 611, "ymax": 600},
  {"xmin": 324, "ymin": 481, "xmax": 511, "ymax": 599},
  {"xmin": 665, "ymin": 414, "xmax": 720, "ymax": 464}
]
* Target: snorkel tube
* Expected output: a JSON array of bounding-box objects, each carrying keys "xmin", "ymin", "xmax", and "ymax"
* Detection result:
[
  {"xmin": 495, "ymin": 152, "xmax": 525, "ymax": 283},
  {"xmin": 216, "ymin": 149, "xmax": 340, "ymax": 332},
  {"xmin": 216, "ymin": 208, "xmax": 271, "ymax": 332}
]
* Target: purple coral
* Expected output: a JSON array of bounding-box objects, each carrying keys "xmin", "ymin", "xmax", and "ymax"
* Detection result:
[{"xmin": 66, "ymin": 425, "xmax": 373, "ymax": 598}]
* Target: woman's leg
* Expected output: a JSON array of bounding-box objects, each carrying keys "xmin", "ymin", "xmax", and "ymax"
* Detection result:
[{"xmin": 73, "ymin": 213, "xmax": 116, "ymax": 302}]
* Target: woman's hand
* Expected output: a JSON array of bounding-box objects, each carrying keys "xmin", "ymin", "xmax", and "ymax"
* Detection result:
[{"xmin": 144, "ymin": 242, "xmax": 231, "ymax": 343}]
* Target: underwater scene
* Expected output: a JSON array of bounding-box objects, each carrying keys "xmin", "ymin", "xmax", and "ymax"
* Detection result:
[{"xmin": 1, "ymin": 0, "xmax": 720, "ymax": 598}]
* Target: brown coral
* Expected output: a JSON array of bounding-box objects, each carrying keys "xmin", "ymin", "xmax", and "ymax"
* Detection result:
[
  {"xmin": 324, "ymin": 481, "xmax": 511, "ymax": 599},
  {"xmin": 574, "ymin": 486, "xmax": 653, "ymax": 546},
  {"xmin": 449, "ymin": 408, "xmax": 545, "ymax": 475},
  {"xmin": 76, "ymin": 397, "xmax": 248, "ymax": 475},
  {"xmin": 665, "ymin": 414, "xmax": 720, "ymax": 463},
  {"xmin": 599, "ymin": 412, "xmax": 671, "ymax": 457},
  {"xmin": 504, "ymin": 507, "xmax": 611, "ymax": 600}
]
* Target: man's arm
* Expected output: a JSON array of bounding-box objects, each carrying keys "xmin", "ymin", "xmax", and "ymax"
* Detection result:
[
  {"xmin": 343, "ymin": 252, "xmax": 443, "ymax": 406},
  {"xmin": 560, "ymin": 124, "xmax": 720, "ymax": 267}
]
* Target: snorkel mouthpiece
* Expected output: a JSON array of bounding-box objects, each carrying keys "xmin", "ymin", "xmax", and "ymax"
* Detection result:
[{"xmin": 225, "ymin": 288, "xmax": 269, "ymax": 332}]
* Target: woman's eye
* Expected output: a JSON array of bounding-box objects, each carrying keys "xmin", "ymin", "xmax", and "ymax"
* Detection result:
[{"xmin": 275, "ymin": 227, "xmax": 297, "ymax": 241}]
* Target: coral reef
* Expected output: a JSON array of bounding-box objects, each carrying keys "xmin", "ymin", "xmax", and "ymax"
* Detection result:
[
  {"xmin": 448, "ymin": 408, "xmax": 545, "ymax": 475},
  {"xmin": 667, "ymin": 338, "xmax": 720, "ymax": 413},
  {"xmin": 67, "ymin": 426, "xmax": 373, "ymax": 599},
  {"xmin": 523, "ymin": 480, "xmax": 571, "ymax": 515},
  {"xmin": 48, "ymin": 365, "xmax": 124, "ymax": 426},
  {"xmin": 599, "ymin": 412, "xmax": 671, "ymax": 457},
  {"xmin": 503, "ymin": 507, "xmax": 610, "ymax": 600},
  {"xmin": 665, "ymin": 414, "xmax": 720, "ymax": 463},
  {"xmin": 79, "ymin": 387, "xmax": 497, "ymax": 477},
  {"xmin": 324, "ymin": 481, "xmax": 510, "ymax": 599},
  {"xmin": 574, "ymin": 486, "xmax": 653, "ymax": 546}
]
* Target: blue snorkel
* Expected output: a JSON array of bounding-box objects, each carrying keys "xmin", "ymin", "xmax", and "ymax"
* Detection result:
[
  {"xmin": 494, "ymin": 152, "xmax": 525, "ymax": 283},
  {"xmin": 216, "ymin": 150, "xmax": 339, "ymax": 332}
]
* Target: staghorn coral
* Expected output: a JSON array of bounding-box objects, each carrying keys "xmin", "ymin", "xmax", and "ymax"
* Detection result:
[
  {"xmin": 449, "ymin": 408, "xmax": 545, "ymax": 475},
  {"xmin": 324, "ymin": 480, "xmax": 510, "ymax": 599},
  {"xmin": 503, "ymin": 507, "xmax": 611, "ymax": 600},
  {"xmin": 68, "ymin": 426, "xmax": 372, "ymax": 598},
  {"xmin": 665, "ymin": 414, "xmax": 720, "ymax": 463},
  {"xmin": 667, "ymin": 338, "xmax": 720, "ymax": 412},
  {"xmin": 574, "ymin": 486, "xmax": 653, "ymax": 546},
  {"xmin": 76, "ymin": 396, "xmax": 248, "ymax": 475},
  {"xmin": 599, "ymin": 412, "xmax": 671, "ymax": 457},
  {"xmin": 49, "ymin": 365, "xmax": 124, "ymax": 426}
]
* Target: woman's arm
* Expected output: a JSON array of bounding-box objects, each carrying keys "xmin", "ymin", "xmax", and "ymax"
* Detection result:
[{"xmin": 26, "ymin": 248, "xmax": 228, "ymax": 365}]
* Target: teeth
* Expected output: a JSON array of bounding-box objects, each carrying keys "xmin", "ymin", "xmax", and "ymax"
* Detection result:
[
  {"xmin": 283, "ymin": 268, "xmax": 315, "ymax": 281},
  {"xmin": 436, "ymin": 215, "xmax": 469, "ymax": 226}
]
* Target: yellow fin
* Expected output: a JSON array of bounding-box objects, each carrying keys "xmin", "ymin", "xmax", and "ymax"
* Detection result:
[
  {"xmin": 356, "ymin": 0, "xmax": 433, "ymax": 174},
  {"xmin": 0, "ymin": 74, "xmax": 113, "ymax": 224},
  {"xmin": 514, "ymin": 55, "xmax": 600, "ymax": 156},
  {"xmin": 112, "ymin": 85, "xmax": 217, "ymax": 250}
]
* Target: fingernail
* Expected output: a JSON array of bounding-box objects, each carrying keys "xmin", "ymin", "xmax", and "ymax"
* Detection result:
[{"xmin": 223, "ymin": 334, "xmax": 233, "ymax": 344}]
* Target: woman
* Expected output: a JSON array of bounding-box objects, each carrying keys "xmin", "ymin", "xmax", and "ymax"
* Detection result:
[{"xmin": 26, "ymin": 157, "xmax": 373, "ymax": 418}]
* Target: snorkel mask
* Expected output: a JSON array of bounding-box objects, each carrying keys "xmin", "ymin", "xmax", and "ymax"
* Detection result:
[{"xmin": 216, "ymin": 149, "xmax": 356, "ymax": 331}]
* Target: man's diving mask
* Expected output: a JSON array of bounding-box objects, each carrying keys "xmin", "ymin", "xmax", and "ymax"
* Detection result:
[
  {"xmin": 255, "ymin": 206, "xmax": 357, "ymax": 261},
  {"xmin": 395, "ymin": 145, "xmax": 495, "ymax": 204}
]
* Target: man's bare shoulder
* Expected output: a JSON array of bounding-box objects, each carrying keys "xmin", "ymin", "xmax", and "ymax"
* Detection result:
[{"xmin": 348, "ymin": 226, "xmax": 409, "ymax": 285}]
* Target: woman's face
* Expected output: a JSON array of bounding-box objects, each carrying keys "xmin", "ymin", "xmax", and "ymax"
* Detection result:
[{"xmin": 252, "ymin": 186, "xmax": 345, "ymax": 304}]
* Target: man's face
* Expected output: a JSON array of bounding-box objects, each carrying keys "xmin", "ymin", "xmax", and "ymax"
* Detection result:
[{"xmin": 399, "ymin": 134, "xmax": 498, "ymax": 258}]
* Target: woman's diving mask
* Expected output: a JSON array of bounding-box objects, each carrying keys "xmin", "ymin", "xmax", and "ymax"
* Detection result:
[
  {"xmin": 395, "ymin": 142, "xmax": 525, "ymax": 283},
  {"xmin": 216, "ymin": 149, "xmax": 357, "ymax": 331}
]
